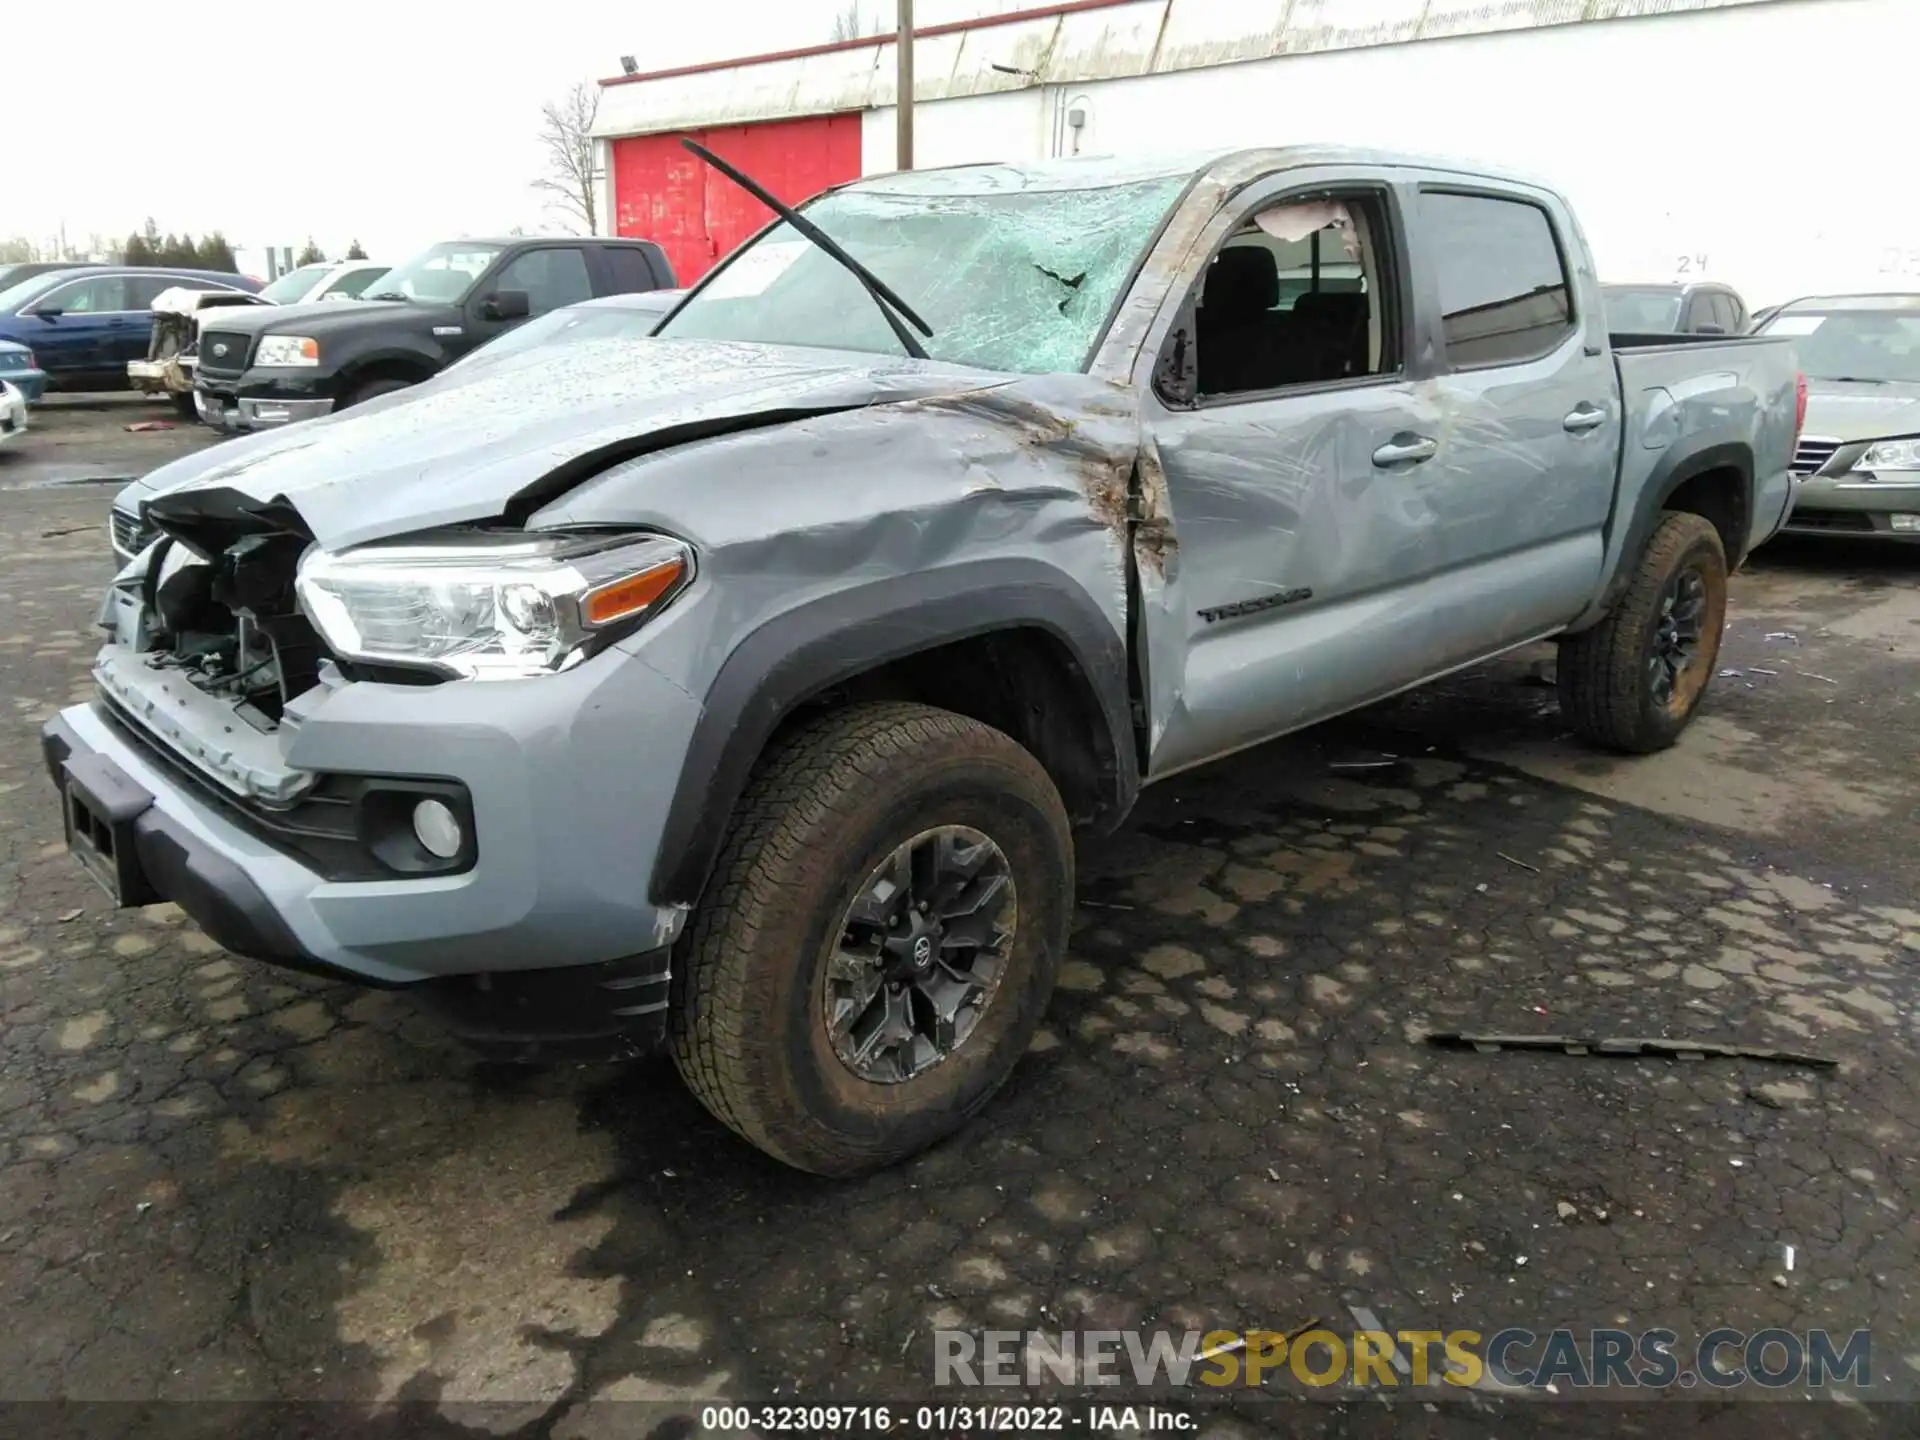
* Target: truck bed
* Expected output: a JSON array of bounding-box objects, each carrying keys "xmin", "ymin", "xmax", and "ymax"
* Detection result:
[{"xmin": 1584, "ymin": 330, "xmax": 1801, "ymax": 625}]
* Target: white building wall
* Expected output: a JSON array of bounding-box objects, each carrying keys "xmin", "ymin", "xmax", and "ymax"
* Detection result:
[{"xmin": 862, "ymin": 0, "xmax": 1918, "ymax": 307}]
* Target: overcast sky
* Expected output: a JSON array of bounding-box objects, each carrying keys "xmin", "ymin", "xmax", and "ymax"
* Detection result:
[{"xmin": 10, "ymin": 0, "xmax": 1026, "ymax": 270}]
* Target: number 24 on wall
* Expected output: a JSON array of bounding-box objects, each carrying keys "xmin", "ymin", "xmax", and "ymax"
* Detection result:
[{"xmin": 1676, "ymin": 253, "xmax": 1709, "ymax": 275}]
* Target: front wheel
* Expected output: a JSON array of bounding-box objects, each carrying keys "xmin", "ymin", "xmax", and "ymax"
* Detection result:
[
  {"xmin": 342, "ymin": 376, "xmax": 413, "ymax": 409},
  {"xmin": 1557, "ymin": 510, "xmax": 1728, "ymax": 753},
  {"xmin": 670, "ymin": 701, "xmax": 1073, "ymax": 1176}
]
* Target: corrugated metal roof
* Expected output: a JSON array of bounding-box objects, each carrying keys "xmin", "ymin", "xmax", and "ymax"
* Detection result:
[{"xmin": 594, "ymin": 0, "xmax": 1790, "ymax": 139}]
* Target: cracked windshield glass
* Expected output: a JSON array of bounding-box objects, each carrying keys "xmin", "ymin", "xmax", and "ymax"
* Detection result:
[{"xmin": 658, "ymin": 171, "xmax": 1189, "ymax": 373}]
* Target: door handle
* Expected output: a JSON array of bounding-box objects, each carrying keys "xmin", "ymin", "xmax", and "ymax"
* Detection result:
[
  {"xmin": 1372, "ymin": 434, "xmax": 1438, "ymax": 467},
  {"xmin": 1563, "ymin": 404, "xmax": 1608, "ymax": 433}
]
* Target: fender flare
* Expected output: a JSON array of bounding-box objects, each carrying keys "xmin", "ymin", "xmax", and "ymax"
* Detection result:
[
  {"xmin": 648, "ymin": 557, "xmax": 1138, "ymax": 908},
  {"xmin": 1575, "ymin": 435, "xmax": 1754, "ymax": 632}
]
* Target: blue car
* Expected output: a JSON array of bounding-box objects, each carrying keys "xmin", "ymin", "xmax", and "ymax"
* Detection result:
[
  {"xmin": 0, "ymin": 340, "xmax": 46, "ymax": 403},
  {"xmin": 0, "ymin": 266, "xmax": 261, "ymax": 392}
]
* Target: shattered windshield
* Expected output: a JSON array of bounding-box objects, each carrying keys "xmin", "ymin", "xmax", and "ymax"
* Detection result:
[{"xmin": 658, "ymin": 171, "xmax": 1191, "ymax": 373}]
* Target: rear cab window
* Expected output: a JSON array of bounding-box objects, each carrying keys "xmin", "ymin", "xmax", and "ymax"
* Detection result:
[{"xmin": 1420, "ymin": 190, "xmax": 1575, "ymax": 368}]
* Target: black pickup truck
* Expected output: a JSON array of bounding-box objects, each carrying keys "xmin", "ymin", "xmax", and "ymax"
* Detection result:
[{"xmin": 191, "ymin": 236, "xmax": 674, "ymax": 432}]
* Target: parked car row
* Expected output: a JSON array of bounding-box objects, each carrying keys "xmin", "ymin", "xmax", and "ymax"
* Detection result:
[
  {"xmin": 0, "ymin": 266, "xmax": 261, "ymax": 393},
  {"xmin": 187, "ymin": 236, "xmax": 676, "ymax": 432}
]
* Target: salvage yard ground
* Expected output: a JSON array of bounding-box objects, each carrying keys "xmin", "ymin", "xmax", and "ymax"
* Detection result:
[{"xmin": 0, "ymin": 402, "xmax": 1916, "ymax": 1435}]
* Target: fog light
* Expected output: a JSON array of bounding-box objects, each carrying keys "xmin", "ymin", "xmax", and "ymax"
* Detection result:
[
  {"xmin": 1890, "ymin": 513, "xmax": 1920, "ymax": 532},
  {"xmin": 412, "ymin": 799, "xmax": 463, "ymax": 859}
]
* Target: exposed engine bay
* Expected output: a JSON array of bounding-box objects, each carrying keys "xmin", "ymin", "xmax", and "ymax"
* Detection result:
[{"xmin": 132, "ymin": 532, "xmax": 322, "ymax": 733}]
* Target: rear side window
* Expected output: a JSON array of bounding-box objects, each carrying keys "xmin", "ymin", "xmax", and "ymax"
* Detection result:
[
  {"xmin": 604, "ymin": 246, "xmax": 660, "ymax": 295},
  {"xmin": 1421, "ymin": 191, "xmax": 1574, "ymax": 367}
]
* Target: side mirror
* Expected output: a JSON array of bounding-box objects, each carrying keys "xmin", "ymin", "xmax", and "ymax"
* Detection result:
[
  {"xmin": 27, "ymin": 305, "xmax": 62, "ymax": 320},
  {"xmin": 482, "ymin": 290, "xmax": 530, "ymax": 321}
]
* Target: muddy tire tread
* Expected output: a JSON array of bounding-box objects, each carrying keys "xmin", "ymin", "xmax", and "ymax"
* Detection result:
[
  {"xmin": 670, "ymin": 700, "xmax": 1065, "ymax": 1173},
  {"xmin": 1558, "ymin": 510, "xmax": 1724, "ymax": 753}
]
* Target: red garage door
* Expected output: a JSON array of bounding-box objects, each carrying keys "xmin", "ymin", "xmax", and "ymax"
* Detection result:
[{"xmin": 611, "ymin": 113, "xmax": 862, "ymax": 285}]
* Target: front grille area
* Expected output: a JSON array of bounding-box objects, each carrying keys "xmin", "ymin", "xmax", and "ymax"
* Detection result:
[
  {"xmin": 1791, "ymin": 436, "xmax": 1842, "ymax": 477},
  {"xmin": 197, "ymin": 330, "xmax": 252, "ymax": 376},
  {"xmin": 97, "ymin": 698, "xmax": 473, "ymax": 882},
  {"xmin": 109, "ymin": 508, "xmax": 155, "ymax": 557},
  {"xmin": 1786, "ymin": 508, "xmax": 1874, "ymax": 533}
]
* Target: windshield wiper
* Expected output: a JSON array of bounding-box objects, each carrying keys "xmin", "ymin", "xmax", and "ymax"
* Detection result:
[
  {"xmin": 366, "ymin": 291, "xmax": 411, "ymax": 303},
  {"xmin": 680, "ymin": 137, "xmax": 933, "ymax": 360},
  {"xmin": 1819, "ymin": 375, "xmax": 1889, "ymax": 385}
]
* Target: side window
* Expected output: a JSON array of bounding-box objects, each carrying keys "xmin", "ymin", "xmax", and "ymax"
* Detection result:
[
  {"xmin": 41, "ymin": 275, "xmax": 132, "ymax": 314},
  {"xmin": 604, "ymin": 246, "xmax": 658, "ymax": 296},
  {"xmin": 490, "ymin": 248, "xmax": 593, "ymax": 316},
  {"xmin": 1192, "ymin": 193, "xmax": 1396, "ymax": 399},
  {"xmin": 1421, "ymin": 191, "xmax": 1574, "ymax": 367},
  {"xmin": 1713, "ymin": 293, "xmax": 1742, "ymax": 332}
]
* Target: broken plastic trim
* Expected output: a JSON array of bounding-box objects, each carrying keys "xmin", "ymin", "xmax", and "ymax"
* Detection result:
[{"xmin": 1425, "ymin": 1032, "xmax": 1836, "ymax": 1068}]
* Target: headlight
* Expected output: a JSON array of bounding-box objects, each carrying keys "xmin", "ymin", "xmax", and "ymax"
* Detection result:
[
  {"xmin": 296, "ymin": 531, "xmax": 693, "ymax": 680},
  {"xmin": 1852, "ymin": 438, "xmax": 1920, "ymax": 474},
  {"xmin": 255, "ymin": 335, "xmax": 320, "ymax": 367}
]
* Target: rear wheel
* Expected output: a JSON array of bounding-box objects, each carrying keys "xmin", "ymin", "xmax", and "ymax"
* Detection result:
[
  {"xmin": 670, "ymin": 701, "xmax": 1073, "ymax": 1176},
  {"xmin": 1557, "ymin": 510, "xmax": 1728, "ymax": 753},
  {"xmin": 168, "ymin": 392, "xmax": 197, "ymax": 418}
]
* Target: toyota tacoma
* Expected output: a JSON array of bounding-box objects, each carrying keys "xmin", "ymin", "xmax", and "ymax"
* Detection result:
[{"xmin": 46, "ymin": 145, "xmax": 1802, "ymax": 1174}]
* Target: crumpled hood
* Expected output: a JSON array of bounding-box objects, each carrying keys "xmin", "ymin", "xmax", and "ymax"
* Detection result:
[
  {"xmin": 1800, "ymin": 380, "xmax": 1920, "ymax": 443},
  {"xmin": 146, "ymin": 337, "xmax": 1013, "ymax": 550}
]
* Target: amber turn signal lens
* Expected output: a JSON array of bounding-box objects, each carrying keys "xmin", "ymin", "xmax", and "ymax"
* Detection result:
[{"xmin": 581, "ymin": 560, "xmax": 686, "ymax": 627}]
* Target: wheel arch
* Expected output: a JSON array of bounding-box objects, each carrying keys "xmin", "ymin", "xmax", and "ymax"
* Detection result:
[
  {"xmin": 1574, "ymin": 437, "xmax": 1753, "ymax": 633},
  {"xmin": 649, "ymin": 558, "xmax": 1139, "ymax": 909}
]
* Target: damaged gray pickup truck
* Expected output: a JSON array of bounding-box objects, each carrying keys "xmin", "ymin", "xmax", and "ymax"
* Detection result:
[{"xmin": 44, "ymin": 147, "xmax": 1803, "ymax": 1175}]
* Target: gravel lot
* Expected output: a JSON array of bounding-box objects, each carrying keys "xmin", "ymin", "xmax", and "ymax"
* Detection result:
[{"xmin": 0, "ymin": 402, "xmax": 1916, "ymax": 1437}]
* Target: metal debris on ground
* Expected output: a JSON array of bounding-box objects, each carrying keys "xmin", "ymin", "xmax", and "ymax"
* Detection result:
[
  {"xmin": 1424, "ymin": 1033, "xmax": 1837, "ymax": 1068},
  {"xmin": 1495, "ymin": 852, "xmax": 1540, "ymax": 873},
  {"xmin": 1750, "ymin": 666, "xmax": 1779, "ymax": 675},
  {"xmin": 1328, "ymin": 759, "xmax": 1397, "ymax": 770},
  {"xmin": 123, "ymin": 421, "xmax": 176, "ymax": 433},
  {"xmin": 1764, "ymin": 631, "xmax": 1799, "ymax": 643}
]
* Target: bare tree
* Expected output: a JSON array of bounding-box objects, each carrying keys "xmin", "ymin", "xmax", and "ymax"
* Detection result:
[
  {"xmin": 533, "ymin": 82, "xmax": 601, "ymax": 235},
  {"xmin": 830, "ymin": 2, "xmax": 871, "ymax": 40}
]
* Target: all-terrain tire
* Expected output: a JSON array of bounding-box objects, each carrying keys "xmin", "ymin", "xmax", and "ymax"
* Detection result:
[
  {"xmin": 1557, "ymin": 510, "xmax": 1728, "ymax": 754},
  {"xmin": 670, "ymin": 701, "xmax": 1073, "ymax": 1176}
]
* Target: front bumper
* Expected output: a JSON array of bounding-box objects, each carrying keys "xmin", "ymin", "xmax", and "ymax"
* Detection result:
[
  {"xmin": 194, "ymin": 387, "xmax": 335, "ymax": 432},
  {"xmin": 39, "ymin": 644, "xmax": 702, "ymax": 989},
  {"xmin": 0, "ymin": 368, "xmax": 46, "ymax": 404},
  {"xmin": 0, "ymin": 384, "xmax": 25, "ymax": 441},
  {"xmin": 194, "ymin": 370, "xmax": 337, "ymax": 432},
  {"xmin": 1783, "ymin": 471, "xmax": 1920, "ymax": 540}
]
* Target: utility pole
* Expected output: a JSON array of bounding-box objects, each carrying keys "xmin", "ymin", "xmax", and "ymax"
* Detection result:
[{"xmin": 896, "ymin": 0, "xmax": 914, "ymax": 170}]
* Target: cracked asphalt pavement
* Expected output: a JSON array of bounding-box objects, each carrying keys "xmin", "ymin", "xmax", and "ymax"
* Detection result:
[{"xmin": 1, "ymin": 408, "xmax": 1916, "ymax": 1437}]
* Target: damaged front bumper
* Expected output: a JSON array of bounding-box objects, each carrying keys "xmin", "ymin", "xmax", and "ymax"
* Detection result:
[
  {"xmin": 41, "ymin": 640, "xmax": 702, "ymax": 1017},
  {"xmin": 194, "ymin": 369, "xmax": 338, "ymax": 432}
]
